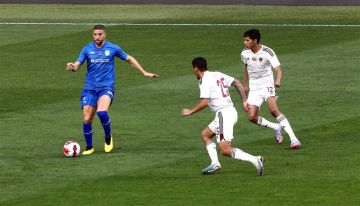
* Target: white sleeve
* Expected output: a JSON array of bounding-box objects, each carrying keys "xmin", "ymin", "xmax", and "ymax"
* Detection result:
[
  {"xmin": 269, "ymin": 50, "xmax": 281, "ymax": 68},
  {"xmin": 240, "ymin": 52, "xmax": 247, "ymax": 64},
  {"xmin": 199, "ymin": 78, "xmax": 210, "ymax": 99}
]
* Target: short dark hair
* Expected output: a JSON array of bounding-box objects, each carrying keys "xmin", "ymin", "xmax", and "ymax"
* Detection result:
[
  {"xmin": 244, "ymin": 29, "xmax": 261, "ymax": 43},
  {"xmin": 93, "ymin": 24, "xmax": 106, "ymax": 31},
  {"xmin": 192, "ymin": 57, "xmax": 208, "ymax": 71}
]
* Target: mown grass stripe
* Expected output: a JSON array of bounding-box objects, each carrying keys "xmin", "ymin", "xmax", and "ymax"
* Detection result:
[{"xmin": 1, "ymin": 22, "xmax": 360, "ymax": 27}]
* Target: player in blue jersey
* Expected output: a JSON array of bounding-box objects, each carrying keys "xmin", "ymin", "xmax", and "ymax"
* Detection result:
[{"xmin": 66, "ymin": 24, "xmax": 158, "ymax": 155}]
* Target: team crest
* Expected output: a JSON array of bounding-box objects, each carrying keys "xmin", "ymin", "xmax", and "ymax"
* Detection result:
[
  {"xmin": 259, "ymin": 57, "xmax": 263, "ymax": 62},
  {"xmin": 105, "ymin": 50, "xmax": 110, "ymax": 56}
]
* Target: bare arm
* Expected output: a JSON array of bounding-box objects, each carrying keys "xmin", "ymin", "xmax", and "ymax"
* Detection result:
[
  {"xmin": 126, "ymin": 55, "xmax": 159, "ymax": 78},
  {"xmin": 243, "ymin": 64, "xmax": 249, "ymax": 97},
  {"xmin": 273, "ymin": 65, "xmax": 282, "ymax": 88},
  {"xmin": 232, "ymin": 79, "xmax": 250, "ymax": 111},
  {"xmin": 66, "ymin": 61, "xmax": 82, "ymax": 72},
  {"xmin": 231, "ymin": 79, "xmax": 247, "ymax": 102},
  {"xmin": 181, "ymin": 98, "xmax": 209, "ymax": 116}
]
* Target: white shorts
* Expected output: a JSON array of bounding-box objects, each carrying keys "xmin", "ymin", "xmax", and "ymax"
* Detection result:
[
  {"xmin": 247, "ymin": 85, "xmax": 276, "ymax": 107},
  {"xmin": 208, "ymin": 107, "xmax": 238, "ymax": 143}
]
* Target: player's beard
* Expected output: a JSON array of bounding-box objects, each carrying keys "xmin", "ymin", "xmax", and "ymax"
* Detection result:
[{"xmin": 95, "ymin": 39, "xmax": 104, "ymax": 47}]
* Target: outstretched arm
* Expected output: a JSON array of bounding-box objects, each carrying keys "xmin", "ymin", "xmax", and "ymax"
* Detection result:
[
  {"xmin": 126, "ymin": 55, "xmax": 159, "ymax": 78},
  {"xmin": 66, "ymin": 61, "xmax": 82, "ymax": 72},
  {"xmin": 181, "ymin": 98, "xmax": 209, "ymax": 116},
  {"xmin": 231, "ymin": 79, "xmax": 250, "ymax": 111}
]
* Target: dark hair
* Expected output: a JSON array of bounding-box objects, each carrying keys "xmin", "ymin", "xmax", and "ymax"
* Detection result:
[
  {"xmin": 192, "ymin": 57, "xmax": 208, "ymax": 71},
  {"xmin": 93, "ymin": 24, "xmax": 106, "ymax": 31},
  {"xmin": 244, "ymin": 29, "xmax": 261, "ymax": 43}
]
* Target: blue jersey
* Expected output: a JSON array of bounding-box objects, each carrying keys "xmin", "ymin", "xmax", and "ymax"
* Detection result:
[{"xmin": 76, "ymin": 41, "xmax": 128, "ymax": 89}]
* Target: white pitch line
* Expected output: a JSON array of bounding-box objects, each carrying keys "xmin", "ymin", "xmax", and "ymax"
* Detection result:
[{"xmin": 0, "ymin": 22, "xmax": 360, "ymax": 27}]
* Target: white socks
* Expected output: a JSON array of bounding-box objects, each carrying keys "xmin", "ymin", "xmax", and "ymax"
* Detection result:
[
  {"xmin": 231, "ymin": 148, "xmax": 257, "ymax": 164},
  {"xmin": 276, "ymin": 114, "xmax": 299, "ymax": 143},
  {"xmin": 257, "ymin": 117, "xmax": 281, "ymax": 130},
  {"xmin": 206, "ymin": 143, "xmax": 258, "ymax": 166},
  {"xmin": 257, "ymin": 115, "xmax": 300, "ymax": 144},
  {"xmin": 206, "ymin": 142, "xmax": 220, "ymax": 165}
]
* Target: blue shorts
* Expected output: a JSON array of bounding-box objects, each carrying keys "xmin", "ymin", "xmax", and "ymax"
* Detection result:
[{"xmin": 80, "ymin": 87, "xmax": 114, "ymax": 108}]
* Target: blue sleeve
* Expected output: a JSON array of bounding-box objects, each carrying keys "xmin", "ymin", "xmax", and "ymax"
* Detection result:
[
  {"xmin": 115, "ymin": 45, "xmax": 128, "ymax": 61},
  {"xmin": 76, "ymin": 47, "xmax": 87, "ymax": 64}
]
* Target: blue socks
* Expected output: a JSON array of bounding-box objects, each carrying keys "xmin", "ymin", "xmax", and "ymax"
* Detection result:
[
  {"xmin": 82, "ymin": 111, "xmax": 111, "ymax": 149},
  {"xmin": 97, "ymin": 111, "xmax": 112, "ymax": 139},
  {"xmin": 83, "ymin": 122, "xmax": 93, "ymax": 149}
]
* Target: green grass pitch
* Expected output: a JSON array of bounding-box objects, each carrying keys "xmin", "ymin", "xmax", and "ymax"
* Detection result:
[{"xmin": 0, "ymin": 4, "xmax": 359, "ymax": 206}]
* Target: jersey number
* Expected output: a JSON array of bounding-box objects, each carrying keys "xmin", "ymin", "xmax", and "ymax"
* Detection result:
[{"xmin": 217, "ymin": 78, "xmax": 230, "ymax": 98}]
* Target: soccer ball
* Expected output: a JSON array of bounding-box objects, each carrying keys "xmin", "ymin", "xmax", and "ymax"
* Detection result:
[{"xmin": 63, "ymin": 140, "xmax": 81, "ymax": 157}]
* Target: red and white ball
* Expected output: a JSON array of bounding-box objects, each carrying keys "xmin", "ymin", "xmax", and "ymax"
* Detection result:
[{"xmin": 63, "ymin": 140, "xmax": 81, "ymax": 157}]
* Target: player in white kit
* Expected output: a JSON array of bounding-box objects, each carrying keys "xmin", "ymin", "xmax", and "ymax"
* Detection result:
[
  {"xmin": 240, "ymin": 29, "xmax": 301, "ymax": 149},
  {"xmin": 182, "ymin": 57, "xmax": 264, "ymax": 176}
]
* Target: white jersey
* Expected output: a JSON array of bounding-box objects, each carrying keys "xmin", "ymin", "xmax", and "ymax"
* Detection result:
[
  {"xmin": 240, "ymin": 45, "xmax": 280, "ymax": 90},
  {"xmin": 199, "ymin": 71, "xmax": 235, "ymax": 113}
]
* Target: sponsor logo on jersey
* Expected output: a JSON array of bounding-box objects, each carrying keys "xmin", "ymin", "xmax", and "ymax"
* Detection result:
[
  {"xmin": 252, "ymin": 57, "xmax": 257, "ymax": 61},
  {"xmin": 93, "ymin": 59, "xmax": 110, "ymax": 63}
]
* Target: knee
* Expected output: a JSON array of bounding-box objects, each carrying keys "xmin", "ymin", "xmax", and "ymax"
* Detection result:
[
  {"xmin": 220, "ymin": 147, "xmax": 232, "ymax": 157},
  {"xmin": 201, "ymin": 131, "xmax": 213, "ymax": 143},
  {"xmin": 247, "ymin": 114, "xmax": 258, "ymax": 123},
  {"xmin": 83, "ymin": 115, "xmax": 94, "ymax": 124},
  {"xmin": 270, "ymin": 109, "xmax": 281, "ymax": 118},
  {"xmin": 201, "ymin": 132, "xmax": 210, "ymax": 141},
  {"xmin": 83, "ymin": 119, "xmax": 92, "ymax": 124}
]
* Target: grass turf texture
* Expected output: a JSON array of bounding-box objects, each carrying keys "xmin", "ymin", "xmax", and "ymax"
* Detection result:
[{"xmin": 1, "ymin": 4, "xmax": 360, "ymax": 206}]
